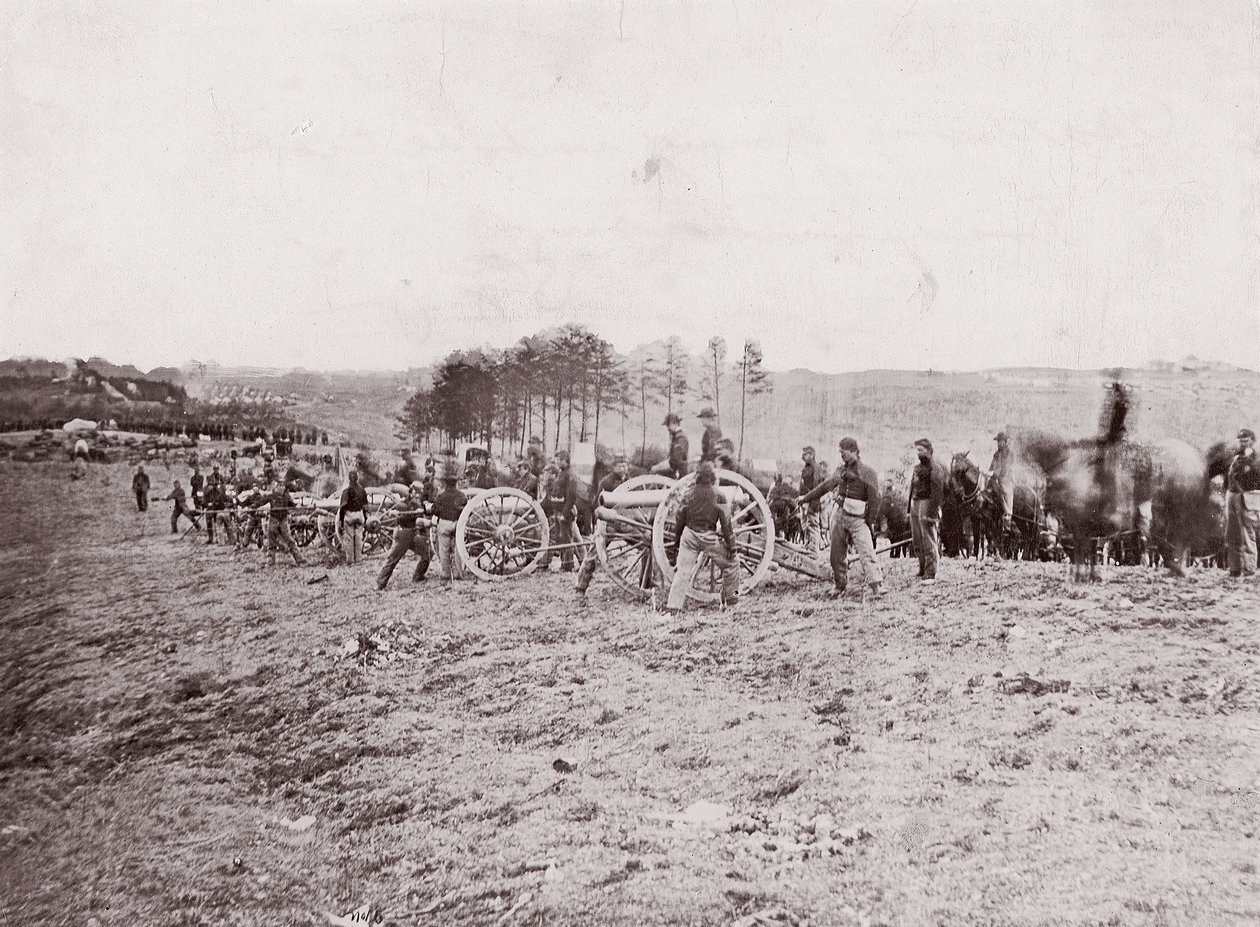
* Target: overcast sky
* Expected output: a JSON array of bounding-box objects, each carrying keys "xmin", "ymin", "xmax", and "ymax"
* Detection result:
[{"xmin": 3, "ymin": 1, "xmax": 1257, "ymax": 373}]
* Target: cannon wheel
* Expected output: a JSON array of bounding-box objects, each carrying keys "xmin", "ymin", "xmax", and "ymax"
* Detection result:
[
  {"xmin": 594, "ymin": 474, "xmax": 676, "ymax": 599},
  {"xmin": 650, "ymin": 468, "xmax": 775, "ymax": 605},
  {"xmin": 456, "ymin": 487, "xmax": 550, "ymax": 581}
]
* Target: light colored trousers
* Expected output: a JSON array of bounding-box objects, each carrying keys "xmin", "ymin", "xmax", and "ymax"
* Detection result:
[
  {"xmin": 831, "ymin": 509, "xmax": 883, "ymax": 590},
  {"xmin": 666, "ymin": 527, "xmax": 739, "ymax": 609},
  {"xmin": 341, "ymin": 510, "xmax": 365, "ymax": 565},
  {"xmin": 436, "ymin": 518, "xmax": 465, "ymax": 579}
]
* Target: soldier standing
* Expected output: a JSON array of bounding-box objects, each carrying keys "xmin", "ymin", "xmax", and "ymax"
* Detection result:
[
  {"xmin": 663, "ymin": 462, "xmax": 740, "ymax": 611},
  {"xmin": 651, "ymin": 414, "xmax": 690, "ymax": 479},
  {"xmin": 432, "ymin": 476, "xmax": 469, "ymax": 580},
  {"xmin": 132, "ymin": 465, "xmax": 151, "ymax": 512},
  {"xmin": 1226, "ymin": 428, "xmax": 1259, "ymax": 577},
  {"xmin": 576, "ymin": 454, "xmax": 630, "ymax": 598},
  {"xmin": 163, "ymin": 480, "xmax": 200, "ymax": 534},
  {"xmin": 338, "ymin": 471, "xmax": 369, "ymax": 566},
  {"xmin": 698, "ymin": 408, "xmax": 722, "ymax": 463},
  {"xmin": 513, "ymin": 459, "xmax": 539, "ymax": 497},
  {"xmin": 799, "ymin": 446, "xmax": 821, "ymax": 552},
  {"xmin": 263, "ymin": 479, "xmax": 305, "ymax": 566},
  {"xmin": 798, "ymin": 437, "xmax": 884, "ymax": 599},
  {"xmin": 908, "ymin": 438, "xmax": 946, "ymax": 583},
  {"xmin": 540, "ymin": 451, "xmax": 579, "ymax": 571}
]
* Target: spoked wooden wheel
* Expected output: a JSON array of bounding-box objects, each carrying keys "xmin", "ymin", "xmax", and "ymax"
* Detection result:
[
  {"xmin": 594, "ymin": 474, "xmax": 675, "ymax": 599},
  {"xmin": 456, "ymin": 487, "xmax": 550, "ymax": 580},
  {"xmin": 650, "ymin": 468, "xmax": 775, "ymax": 605}
]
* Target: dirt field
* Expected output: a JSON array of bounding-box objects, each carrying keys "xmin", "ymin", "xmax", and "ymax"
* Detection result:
[{"xmin": 2, "ymin": 460, "xmax": 1258, "ymax": 927}]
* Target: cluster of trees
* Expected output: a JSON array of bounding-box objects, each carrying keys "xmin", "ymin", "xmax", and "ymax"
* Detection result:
[{"xmin": 396, "ymin": 325, "xmax": 773, "ymax": 461}]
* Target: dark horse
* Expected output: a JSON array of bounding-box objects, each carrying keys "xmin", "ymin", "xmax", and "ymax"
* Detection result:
[
  {"xmin": 946, "ymin": 452, "xmax": 1044, "ymax": 560},
  {"xmin": 1020, "ymin": 386, "xmax": 1213, "ymax": 579}
]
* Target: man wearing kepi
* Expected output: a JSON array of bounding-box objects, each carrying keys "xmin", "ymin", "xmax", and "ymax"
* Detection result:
[
  {"xmin": 908, "ymin": 438, "xmax": 946, "ymax": 584},
  {"xmin": 376, "ymin": 482, "xmax": 432, "ymax": 590},
  {"xmin": 798, "ymin": 437, "xmax": 884, "ymax": 599},
  {"xmin": 1225, "ymin": 428, "xmax": 1260, "ymax": 577},
  {"xmin": 651, "ymin": 414, "xmax": 690, "ymax": 479},
  {"xmin": 664, "ymin": 462, "xmax": 740, "ymax": 611}
]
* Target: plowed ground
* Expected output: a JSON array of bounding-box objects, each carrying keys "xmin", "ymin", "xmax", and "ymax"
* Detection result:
[{"xmin": 2, "ymin": 461, "xmax": 1257, "ymax": 927}]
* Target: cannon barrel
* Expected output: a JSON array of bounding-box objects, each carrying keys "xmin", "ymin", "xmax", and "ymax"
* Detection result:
[{"xmin": 598, "ymin": 486, "xmax": 751, "ymax": 509}]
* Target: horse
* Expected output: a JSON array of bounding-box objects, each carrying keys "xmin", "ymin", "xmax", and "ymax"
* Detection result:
[
  {"xmin": 1021, "ymin": 433, "xmax": 1211, "ymax": 579},
  {"xmin": 947, "ymin": 452, "xmax": 1044, "ymax": 560}
]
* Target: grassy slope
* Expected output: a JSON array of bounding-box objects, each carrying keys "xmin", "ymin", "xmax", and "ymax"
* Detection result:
[{"xmin": 1, "ymin": 460, "xmax": 1258, "ymax": 925}]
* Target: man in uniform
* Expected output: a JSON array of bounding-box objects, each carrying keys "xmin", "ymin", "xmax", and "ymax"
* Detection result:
[
  {"xmin": 263, "ymin": 479, "xmax": 305, "ymax": 566},
  {"xmin": 664, "ymin": 462, "xmax": 740, "ymax": 612},
  {"xmin": 798, "ymin": 437, "xmax": 884, "ymax": 599},
  {"xmin": 576, "ymin": 454, "xmax": 630, "ymax": 599},
  {"xmin": 1226, "ymin": 428, "xmax": 1260, "ymax": 577},
  {"xmin": 799, "ymin": 446, "xmax": 821, "ymax": 551},
  {"xmin": 985, "ymin": 431, "xmax": 1014, "ymax": 533},
  {"xmin": 651, "ymin": 413, "xmax": 690, "ymax": 479},
  {"xmin": 190, "ymin": 466, "xmax": 205, "ymax": 509},
  {"xmin": 203, "ymin": 479, "xmax": 232, "ymax": 545},
  {"xmin": 513, "ymin": 458, "xmax": 539, "ymax": 497},
  {"xmin": 526, "ymin": 436, "xmax": 546, "ymax": 478},
  {"xmin": 376, "ymin": 482, "xmax": 432, "ymax": 589},
  {"xmin": 908, "ymin": 438, "xmax": 946, "ymax": 583},
  {"xmin": 432, "ymin": 475, "xmax": 468, "ymax": 580},
  {"xmin": 698, "ymin": 408, "xmax": 722, "ymax": 463},
  {"xmin": 540, "ymin": 451, "xmax": 579, "ymax": 571},
  {"xmin": 163, "ymin": 480, "xmax": 201, "ymax": 534},
  {"xmin": 132, "ymin": 465, "xmax": 151, "ymax": 512}
]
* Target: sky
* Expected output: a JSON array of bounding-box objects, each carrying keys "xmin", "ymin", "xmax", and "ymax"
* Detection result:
[{"xmin": 2, "ymin": 0, "xmax": 1257, "ymax": 374}]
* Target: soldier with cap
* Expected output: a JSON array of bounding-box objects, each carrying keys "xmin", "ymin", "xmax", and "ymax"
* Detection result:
[
  {"xmin": 513, "ymin": 458, "xmax": 539, "ymax": 497},
  {"xmin": 908, "ymin": 438, "xmax": 947, "ymax": 583},
  {"xmin": 376, "ymin": 482, "xmax": 432, "ymax": 589},
  {"xmin": 985, "ymin": 431, "xmax": 1014, "ymax": 533},
  {"xmin": 540, "ymin": 451, "xmax": 580, "ymax": 571},
  {"xmin": 798, "ymin": 437, "xmax": 884, "ymax": 599},
  {"xmin": 262, "ymin": 479, "xmax": 305, "ymax": 566},
  {"xmin": 651, "ymin": 414, "xmax": 690, "ymax": 479},
  {"xmin": 431, "ymin": 474, "xmax": 469, "ymax": 580},
  {"xmin": 162, "ymin": 480, "xmax": 201, "ymax": 534},
  {"xmin": 664, "ymin": 462, "xmax": 740, "ymax": 611},
  {"xmin": 1226, "ymin": 428, "xmax": 1260, "ymax": 577},
  {"xmin": 799, "ymin": 446, "xmax": 821, "ymax": 551},
  {"xmin": 698, "ymin": 408, "xmax": 723, "ymax": 463},
  {"xmin": 132, "ymin": 464, "xmax": 151, "ymax": 512},
  {"xmin": 337, "ymin": 470, "xmax": 369, "ymax": 566},
  {"xmin": 575, "ymin": 454, "xmax": 631, "ymax": 599},
  {"xmin": 526, "ymin": 436, "xmax": 546, "ymax": 478}
]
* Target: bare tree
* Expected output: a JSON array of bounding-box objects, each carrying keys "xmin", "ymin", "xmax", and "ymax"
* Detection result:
[
  {"xmin": 733, "ymin": 338, "xmax": 772, "ymax": 460},
  {"xmin": 700, "ymin": 335, "xmax": 727, "ymax": 421}
]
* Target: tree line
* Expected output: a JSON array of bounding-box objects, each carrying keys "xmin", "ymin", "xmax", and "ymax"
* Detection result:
[{"xmin": 395, "ymin": 325, "xmax": 772, "ymax": 462}]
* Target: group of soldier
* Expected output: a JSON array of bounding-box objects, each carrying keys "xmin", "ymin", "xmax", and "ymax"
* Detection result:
[{"xmin": 127, "ymin": 406, "xmax": 1260, "ymax": 608}]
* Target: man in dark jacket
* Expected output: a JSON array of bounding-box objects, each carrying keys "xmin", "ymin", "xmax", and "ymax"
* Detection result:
[
  {"xmin": 540, "ymin": 451, "xmax": 579, "ymax": 571},
  {"xmin": 576, "ymin": 454, "xmax": 631, "ymax": 598},
  {"xmin": 132, "ymin": 465, "xmax": 151, "ymax": 512},
  {"xmin": 799, "ymin": 437, "xmax": 884, "ymax": 598},
  {"xmin": 799, "ymin": 446, "xmax": 821, "ymax": 551},
  {"xmin": 376, "ymin": 482, "xmax": 432, "ymax": 589},
  {"xmin": 513, "ymin": 458, "xmax": 539, "ymax": 497},
  {"xmin": 664, "ymin": 462, "xmax": 739, "ymax": 610},
  {"xmin": 908, "ymin": 438, "xmax": 947, "ymax": 583},
  {"xmin": 698, "ymin": 408, "xmax": 722, "ymax": 463},
  {"xmin": 651, "ymin": 414, "xmax": 690, "ymax": 479},
  {"xmin": 1226, "ymin": 428, "xmax": 1260, "ymax": 577}
]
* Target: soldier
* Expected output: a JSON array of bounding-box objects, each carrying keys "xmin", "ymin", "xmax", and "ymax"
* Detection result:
[
  {"xmin": 337, "ymin": 470, "xmax": 369, "ymax": 566},
  {"xmin": 798, "ymin": 437, "xmax": 884, "ymax": 599},
  {"xmin": 234, "ymin": 484, "xmax": 267, "ymax": 552},
  {"xmin": 376, "ymin": 482, "xmax": 432, "ymax": 589},
  {"xmin": 985, "ymin": 431, "xmax": 1014, "ymax": 533},
  {"xmin": 432, "ymin": 475, "xmax": 468, "ymax": 580},
  {"xmin": 664, "ymin": 462, "xmax": 740, "ymax": 611},
  {"xmin": 698, "ymin": 408, "xmax": 722, "ymax": 463},
  {"xmin": 206, "ymin": 463, "xmax": 225, "ymax": 490},
  {"xmin": 162, "ymin": 480, "xmax": 201, "ymax": 534},
  {"xmin": 513, "ymin": 458, "xmax": 539, "ymax": 497},
  {"xmin": 132, "ymin": 465, "xmax": 151, "ymax": 512},
  {"xmin": 263, "ymin": 479, "xmax": 305, "ymax": 566},
  {"xmin": 651, "ymin": 413, "xmax": 690, "ymax": 479},
  {"xmin": 540, "ymin": 451, "xmax": 579, "ymax": 572},
  {"xmin": 908, "ymin": 438, "xmax": 947, "ymax": 583},
  {"xmin": 189, "ymin": 466, "xmax": 205, "ymax": 508},
  {"xmin": 1226, "ymin": 428, "xmax": 1260, "ymax": 577},
  {"xmin": 713, "ymin": 437, "xmax": 739, "ymax": 474},
  {"xmin": 526, "ymin": 436, "xmax": 546, "ymax": 477},
  {"xmin": 799, "ymin": 446, "xmax": 821, "ymax": 552},
  {"xmin": 203, "ymin": 479, "xmax": 232, "ymax": 545},
  {"xmin": 576, "ymin": 454, "xmax": 630, "ymax": 599}
]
